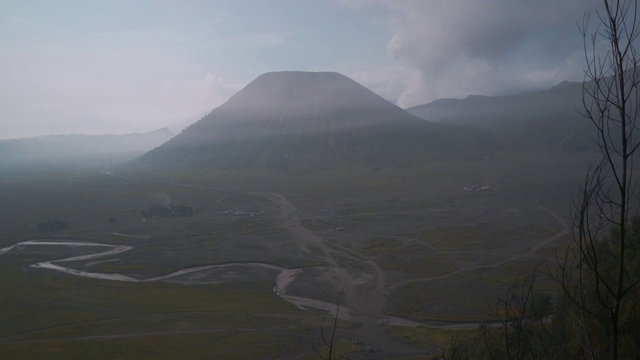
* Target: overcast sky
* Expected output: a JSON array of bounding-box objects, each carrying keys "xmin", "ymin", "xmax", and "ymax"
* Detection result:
[{"xmin": 0, "ymin": 0, "xmax": 602, "ymax": 139}]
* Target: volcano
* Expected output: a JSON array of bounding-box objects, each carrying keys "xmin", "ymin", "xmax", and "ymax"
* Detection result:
[{"xmin": 135, "ymin": 71, "xmax": 506, "ymax": 171}]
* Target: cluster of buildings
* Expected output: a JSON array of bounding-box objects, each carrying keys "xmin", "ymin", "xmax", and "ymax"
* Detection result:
[
  {"xmin": 221, "ymin": 209, "xmax": 266, "ymax": 218},
  {"xmin": 460, "ymin": 184, "xmax": 491, "ymax": 192}
]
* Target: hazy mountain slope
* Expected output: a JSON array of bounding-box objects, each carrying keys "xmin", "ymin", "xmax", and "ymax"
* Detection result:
[
  {"xmin": 0, "ymin": 128, "xmax": 174, "ymax": 164},
  {"xmin": 406, "ymin": 81, "xmax": 595, "ymax": 151},
  {"xmin": 166, "ymin": 113, "xmax": 208, "ymax": 134},
  {"xmin": 135, "ymin": 71, "xmax": 511, "ymax": 172}
]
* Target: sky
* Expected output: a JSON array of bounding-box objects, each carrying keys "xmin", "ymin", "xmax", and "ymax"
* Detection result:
[{"xmin": 0, "ymin": 0, "xmax": 603, "ymax": 139}]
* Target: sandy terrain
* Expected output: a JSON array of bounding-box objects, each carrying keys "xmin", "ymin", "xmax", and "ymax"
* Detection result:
[{"xmin": 0, "ymin": 158, "xmax": 580, "ymax": 357}]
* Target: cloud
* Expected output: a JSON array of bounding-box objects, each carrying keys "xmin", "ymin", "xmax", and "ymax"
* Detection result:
[
  {"xmin": 324, "ymin": 63, "xmax": 413, "ymax": 103},
  {"xmin": 349, "ymin": 0, "xmax": 602, "ymax": 107},
  {"xmin": 255, "ymin": 32, "xmax": 286, "ymax": 46},
  {"xmin": 0, "ymin": 0, "xmax": 611, "ymax": 138},
  {"xmin": 0, "ymin": 31, "xmax": 241, "ymax": 139}
]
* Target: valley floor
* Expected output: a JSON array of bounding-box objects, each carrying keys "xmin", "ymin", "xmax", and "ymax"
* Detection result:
[{"xmin": 0, "ymin": 152, "xmax": 594, "ymax": 358}]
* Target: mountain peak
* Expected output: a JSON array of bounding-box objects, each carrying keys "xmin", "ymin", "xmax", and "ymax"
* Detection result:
[
  {"xmin": 220, "ymin": 71, "xmax": 392, "ymax": 118},
  {"xmin": 256, "ymin": 70, "xmax": 343, "ymax": 78},
  {"xmin": 133, "ymin": 71, "xmax": 504, "ymax": 171}
]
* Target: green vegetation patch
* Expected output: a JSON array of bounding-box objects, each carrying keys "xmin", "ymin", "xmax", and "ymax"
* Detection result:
[
  {"xmin": 0, "ymin": 331, "xmax": 303, "ymax": 360},
  {"xmin": 389, "ymin": 279, "xmax": 498, "ymax": 322},
  {"xmin": 37, "ymin": 220, "xmax": 69, "ymax": 232},
  {"xmin": 385, "ymin": 326, "xmax": 477, "ymax": 351},
  {"xmin": 419, "ymin": 226, "xmax": 494, "ymax": 251},
  {"xmin": 0, "ymin": 258, "xmax": 322, "ymax": 359}
]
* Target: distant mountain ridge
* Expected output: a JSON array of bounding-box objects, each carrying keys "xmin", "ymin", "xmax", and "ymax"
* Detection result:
[
  {"xmin": 406, "ymin": 81, "xmax": 594, "ymax": 151},
  {"xmin": 0, "ymin": 128, "xmax": 174, "ymax": 164},
  {"xmin": 134, "ymin": 71, "xmax": 509, "ymax": 172}
]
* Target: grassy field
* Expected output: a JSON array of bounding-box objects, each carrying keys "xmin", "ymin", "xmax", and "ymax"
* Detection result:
[
  {"xmin": 0, "ymin": 253, "xmax": 325, "ymax": 359},
  {"xmin": 0, "ymin": 152, "xmax": 595, "ymax": 357}
]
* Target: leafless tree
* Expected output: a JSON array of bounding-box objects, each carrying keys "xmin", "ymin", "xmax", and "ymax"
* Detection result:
[
  {"xmin": 436, "ymin": 2, "xmax": 640, "ymax": 358},
  {"xmin": 312, "ymin": 291, "xmax": 345, "ymax": 360},
  {"xmin": 480, "ymin": 274, "xmax": 561, "ymax": 360},
  {"xmin": 559, "ymin": 1, "xmax": 640, "ymax": 359},
  {"xmin": 428, "ymin": 333, "xmax": 476, "ymax": 360}
]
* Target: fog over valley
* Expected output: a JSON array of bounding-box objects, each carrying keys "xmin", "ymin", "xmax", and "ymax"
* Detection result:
[{"xmin": 2, "ymin": 1, "xmax": 639, "ymax": 359}]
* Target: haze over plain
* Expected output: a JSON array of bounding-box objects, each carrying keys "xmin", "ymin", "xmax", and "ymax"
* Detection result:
[
  {"xmin": 3, "ymin": 1, "xmax": 637, "ymax": 357},
  {"xmin": 1, "ymin": 0, "xmax": 601, "ymax": 139}
]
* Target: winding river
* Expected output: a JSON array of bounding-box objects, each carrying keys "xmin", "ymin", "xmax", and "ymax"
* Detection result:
[{"xmin": 0, "ymin": 240, "xmax": 302, "ymax": 294}]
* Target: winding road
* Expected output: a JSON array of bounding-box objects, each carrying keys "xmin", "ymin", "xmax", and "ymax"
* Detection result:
[{"xmin": 389, "ymin": 196, "xmax": 570, "ymax": 291}]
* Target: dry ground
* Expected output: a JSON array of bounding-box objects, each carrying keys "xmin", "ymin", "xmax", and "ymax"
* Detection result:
[{"xmin": 0, "ymin": 151, "xmax": 595, "ymax": 358}]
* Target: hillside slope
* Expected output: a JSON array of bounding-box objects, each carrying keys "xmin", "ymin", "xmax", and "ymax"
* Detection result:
[
  {"xmin": 406, "ymin": 81, "xmax": 594, "ymax": 151},
  {"xmin": 135, "ymin": 71, "xmax": 510, "ymax": 172},
  {"xmin": 0, "ymin": 128, "xmax": 174, "ymax": 165}
]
